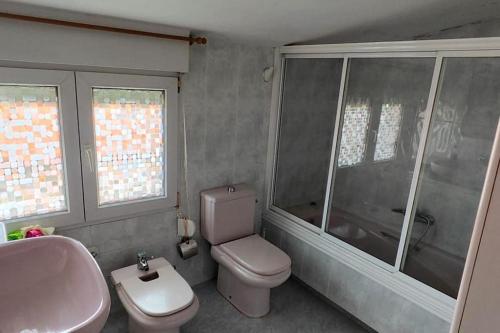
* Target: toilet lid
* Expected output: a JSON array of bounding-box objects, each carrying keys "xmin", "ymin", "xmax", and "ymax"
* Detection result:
[
  {"xmin": 121, "ymin": 265, "xmax": 194, "ymax": 317},
  {"xmin": 219, "ymin": 234, "xmax": 291, "ymax": 276}
]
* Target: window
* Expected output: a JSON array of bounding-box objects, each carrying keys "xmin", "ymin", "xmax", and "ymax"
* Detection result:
[
  {"xmin": 337, "ymin": 102, "xmax": 370, "ymax": 167},
  {"xmin": 374, "ymin": 103, "xmax": 402, "ymax": 161},
  {"xmin": 0, "ymin": 86, "xmax": 66, "ymax": 219},
  {"xmin": 76, "ymin": 72, "xmax": 177, "ymax": 222},
  {"xmin": 0, "ymin": 68, "xmax": 177, "ymax": 226},
  {"xmin": 0, "ymin": 67, "xmax": 84, "ymax": 226},
  {"xmin": 92, "ymin": 88, "xmax": 165, "ymax": 205},
  {"xmin": 337, "ymin": 102, "xmax": 402, "ymax": 167}
]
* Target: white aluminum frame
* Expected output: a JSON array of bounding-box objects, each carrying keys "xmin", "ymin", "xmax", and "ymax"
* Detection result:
[
  {"xmin": 394, "ymin": 56, "xmax": 443, "ymax": 270},
  {"xmin": 264, "ymin": 37, "xmax": 500, "ymax": 322},
  {"xmin": 76, "ymin": 72, "xmax": 178, "ymax": 222},
  {"xmin": 0, "ymin": 67, "xmax": 85, "ymax": 227},
  {"xmin": 320, "ymin": 56, "xmax": 348, "ymax": 235}
]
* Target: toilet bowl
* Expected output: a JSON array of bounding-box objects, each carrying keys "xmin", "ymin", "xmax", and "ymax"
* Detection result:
[
  {"xmin": 111, "ymin": 257, "xmax": 199, "ymax": 333},
  {"xmin": 201, "ymin": 184, "xmax": 291, "ymax": 318},
  {"xmin": 211, "ymin": 234, "xmax": 291, "ymax": 317}
]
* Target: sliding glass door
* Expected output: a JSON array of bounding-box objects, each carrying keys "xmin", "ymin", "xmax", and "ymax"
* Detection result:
[
  {"xmin": 270, "ymin": 45, "xmax": 500, "ymax": 299},
  {"xmin": 402, "ymin": 57, "xmax": 500, "ymax": 297},
  {"xmin": 326, "ymin": 58, "xmax": 435, "ymax": 265},
  {"xmin": 273, "ymin": 58, "xmax": 343, "ymax": 228}
]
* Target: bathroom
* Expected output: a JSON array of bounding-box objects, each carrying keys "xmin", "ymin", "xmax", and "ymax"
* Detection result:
[{"xmin": 1, "ymin": 1, "xmax": 500, "ymax": 332}]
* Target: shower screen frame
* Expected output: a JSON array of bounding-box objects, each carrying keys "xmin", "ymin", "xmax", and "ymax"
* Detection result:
[{"xmin": 265, "ymin": 38, "xmax": 500, "ymax": 321}]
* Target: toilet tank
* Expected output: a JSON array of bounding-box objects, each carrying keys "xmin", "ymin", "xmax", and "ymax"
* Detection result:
[{"xmin": 201, "ymin": 184, "xmax": 256, "ymax": 245}]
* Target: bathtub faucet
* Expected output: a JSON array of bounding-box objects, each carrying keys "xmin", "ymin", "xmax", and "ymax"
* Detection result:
[
  {"xmin": 392, "ymin": 208, "xmax": 435, "ymax": 225},
  {"xmin": 391, "ymin": 208, "xmax": 435, "ymax": 251}
]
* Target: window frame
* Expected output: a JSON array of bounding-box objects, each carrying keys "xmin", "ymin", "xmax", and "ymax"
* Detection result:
[
  {"xmin": 0, "ymin": 67, "xmax": 84, "ymax": 227},
  {"xmin": 75, "ymin": 72, "xmax": 178, "ymax": 222}
]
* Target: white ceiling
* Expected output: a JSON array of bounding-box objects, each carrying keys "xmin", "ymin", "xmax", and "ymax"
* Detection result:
[{"xmin": 2, "ymin": 0, "xmax": 500, "ymax": 45}]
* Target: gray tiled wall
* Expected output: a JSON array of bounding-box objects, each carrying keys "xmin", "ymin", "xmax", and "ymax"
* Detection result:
[
  {"xmin": 56, "ymin": 19, "xmax": 500, "ymax": 332},
  {"xmin": 58, "ymin": 33, "xmax": 273, "ymax": 314}
]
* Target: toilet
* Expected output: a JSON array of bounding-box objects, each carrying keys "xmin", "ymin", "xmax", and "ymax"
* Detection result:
[
  {"xmin": 111, "ymin": 257, "xmax": 199, "ymax": 333},
  {"xmin": 201, "ymin": 184, "xmax": 291, "ymax": 318}
]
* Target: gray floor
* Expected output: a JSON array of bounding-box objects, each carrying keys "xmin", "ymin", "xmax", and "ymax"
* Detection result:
[{"xmin": 103, "ymin": 278, "xmax": 372, "ymax": 333}]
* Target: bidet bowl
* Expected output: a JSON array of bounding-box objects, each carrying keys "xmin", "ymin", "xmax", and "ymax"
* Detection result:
[{"xmin": 0, "ymin": 235, "xmax": 110, "ymax": 333}]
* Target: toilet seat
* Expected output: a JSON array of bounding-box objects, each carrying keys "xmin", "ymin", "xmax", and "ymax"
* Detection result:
[
  {"xmin": 219, "ymin": 234, "xmax": 291, "ymax": 276},
  {"xmin": 212, "ymin": 245, "xmax": 291, "ymax": 287}
]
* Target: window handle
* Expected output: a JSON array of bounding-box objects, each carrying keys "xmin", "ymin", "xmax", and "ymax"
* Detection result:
[{"xmin": 84, "ymin": 144, "xmax": 94, "ymax": 173}]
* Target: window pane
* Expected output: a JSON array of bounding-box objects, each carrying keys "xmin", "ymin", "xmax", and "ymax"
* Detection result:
[
  {"xmin": 273, "ymin": 58, "xmax": 343, "ymax": 228},
  {"xmin": 0, "ymin": 85, "xmax": 67, "ymax": 220},
  {"xmin": 337, "ymin": 103, "xmax": 370, "ymax": 167},
  {"xmin": 374, "ymin": 103, "xmax": 402, "ymax": 161},
  {"xmin": 326, "ymin": 58, "xmax": 435, "ymax": 265},
  {"xmin": 402, "ymin": 58, "xmax": 500, "ymax": 298},
  {"xmin": 93, "ymin": 88, "xmax": 165, "ymax": 205}
]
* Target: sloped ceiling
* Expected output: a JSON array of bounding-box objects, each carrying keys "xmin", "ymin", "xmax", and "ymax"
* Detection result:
[{"xmin": 2, "ymin": 0, "xmax": 500, "ymax": 45}]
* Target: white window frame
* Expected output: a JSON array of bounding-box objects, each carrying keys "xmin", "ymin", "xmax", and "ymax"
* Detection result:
[
  {"xmin": 76, "ymin": 72, "xmax": 178, "ymax": 222},
  {"xmin": 265, "ymin": 38, "xmax": 500, "ymax": 322},
  {"xmin": 0, "ymin": 67, "xmax": 84, "ymax": 227}
]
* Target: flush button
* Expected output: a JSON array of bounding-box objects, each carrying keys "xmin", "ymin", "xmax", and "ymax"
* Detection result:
[{"xmin": 227, "ymin": 186, "xmax": 236, "ymax": 193}]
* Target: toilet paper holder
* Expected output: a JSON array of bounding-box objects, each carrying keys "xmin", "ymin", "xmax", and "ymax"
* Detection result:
[
  {"xmin": 177, "ymin": 217, "xmax": 198, "ymax": 259},
  {"xmin": 177, "ymin": 238, "xmax": 198, "ymax": 259}
]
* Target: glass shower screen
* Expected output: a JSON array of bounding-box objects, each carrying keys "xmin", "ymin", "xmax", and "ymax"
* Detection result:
[
  {"xmin": 273, "ymin": 58, "xmax": 343, "ymax": 227},
  {"xmin": 325, "ymin": 57, "xmax": 436, "ymax": 265},
  {"xmin": 402, "ymin": 57, "xmax": 500, "ymax": 298},
  {"xmin": 271, "ymin": 39, "xmax": 500, "ymax": 300}
]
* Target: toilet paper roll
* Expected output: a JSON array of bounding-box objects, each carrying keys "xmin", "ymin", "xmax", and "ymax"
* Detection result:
[
  {"xmin": 177, "ymin": 239, "xmax": 198, "ymax": 259},
  {"xmin": 177, "ymin": 218, "xmax": 196, "ymax": 238}
]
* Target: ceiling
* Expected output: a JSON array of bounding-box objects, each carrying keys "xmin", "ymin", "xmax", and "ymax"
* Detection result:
[{"xmin": 2, "ymin": 0, "xmax": 500, "ymax": 45}]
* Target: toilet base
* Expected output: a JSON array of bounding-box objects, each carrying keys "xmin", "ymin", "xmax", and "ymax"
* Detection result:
[{"xmin": 216, "ymin": 265, "xmax": 270, "ymax": 318}]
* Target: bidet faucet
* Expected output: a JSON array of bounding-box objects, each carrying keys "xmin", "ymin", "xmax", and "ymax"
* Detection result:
[{"xmin": 137, "ymin": 250, "xmax": 153, "ymax": 271}]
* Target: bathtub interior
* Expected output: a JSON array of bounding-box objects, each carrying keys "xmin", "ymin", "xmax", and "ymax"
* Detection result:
[{"xmin": 283, "ymin": 201, "xmax": 463, "ymax": 297}]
